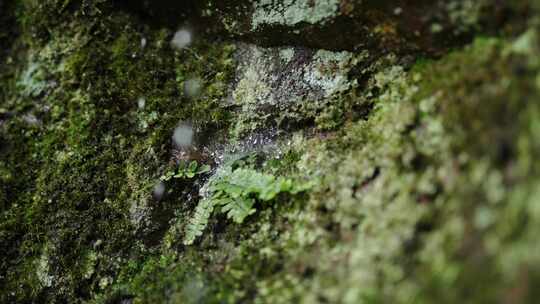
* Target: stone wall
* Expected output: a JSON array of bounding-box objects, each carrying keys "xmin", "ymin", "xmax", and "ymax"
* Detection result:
[{"xmin": 0, "ymin": 1, "xmax": 539, "ymax": 303}]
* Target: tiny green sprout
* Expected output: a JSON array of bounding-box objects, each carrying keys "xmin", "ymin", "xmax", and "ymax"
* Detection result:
[{"xmin": 160, "ymin": 161, "xmax": 211, "ymax": 181}]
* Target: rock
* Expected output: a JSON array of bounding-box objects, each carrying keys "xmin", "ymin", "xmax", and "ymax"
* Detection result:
[
  {"xmin": 1, "ymin": 0, "xmax": 539, "ymax": 303},
  {"xmin": 126, "ymin": 0, "xmax": 513, "ymax": 54},
  {"xmin": 230, "ymin": 43, "xmax": 365, "ymax": 134}
]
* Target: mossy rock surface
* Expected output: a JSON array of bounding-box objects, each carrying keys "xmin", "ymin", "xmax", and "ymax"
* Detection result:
[{"xmin": 1, "ymin": 1, "xmax": 540, "ymax": 303}]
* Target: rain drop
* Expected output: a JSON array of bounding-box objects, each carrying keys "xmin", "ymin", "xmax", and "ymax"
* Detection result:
[
  {"xmin": 173, "ymin": 123, "xmax": 194, "ymax": 148},
  {"xmin": 153, "ymin": 182, "xmax": 166, "ymax": 201},
  {"xmin": 137, "ymin": 97, "xmax": 146, "ymax": 109},
  {"xmin": 184, "ymin": 78, "xmax": 202, "ymax": 98},
  {"xmin": 171, "ymin": 28, "xmax": 192, "ymax": 49}
]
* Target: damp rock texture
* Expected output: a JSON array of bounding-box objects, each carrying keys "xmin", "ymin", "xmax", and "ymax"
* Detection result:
[
  {"xmin": 204, "ymin": 0, "xmax": 512, "ymax": 52},
  {"xmin": 1, "ymin": 0, "xmax": 539, "ymax": 303},
  {"xmin": 230, "ymin": 44, "xmax": 365, "ymax": 135}
]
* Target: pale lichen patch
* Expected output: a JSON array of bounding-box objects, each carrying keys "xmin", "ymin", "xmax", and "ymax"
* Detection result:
[
  {"xmin": 251, "ymin": 0, "xmax": 340, "ymax": 30},
  {"xmin": 36, "ymin": 251, "xmax": 54, "ymax": 288},
  {"xmin": 230, "ymin": 43, "xmax": 363, "ymax": 136}
]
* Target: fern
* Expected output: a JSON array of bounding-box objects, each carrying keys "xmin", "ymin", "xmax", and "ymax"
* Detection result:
[
  {"xmin": 183, "ymin": 167, "xmax": 311, "ymax": 245},
  {"xmin": 216, "ymin": 197, "xmax": 256, "ymax": 224},
  {"xmin": 161, "ymin": 160, "xmax": 210, "ymax": 182},
  {"xmin": 218, "ymin": 168, "xmax": 295, "ymax": 201},
  {"xmin": 183, "ymin": 198, "xmax": 215, "ymax": 245}
]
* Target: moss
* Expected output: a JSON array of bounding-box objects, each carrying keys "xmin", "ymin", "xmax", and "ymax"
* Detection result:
[
  {"xmin": 403, "ymin": 30, "xmax": 540, "ymax": 303},
  {"xmin": 252, "ymin": 27, "xmax": 540, "ymax": 304},
  {"xmin": 2, "ymin": 1, "xmax": 540, "ymax": 303},
  {"xmin": 1, "ymin": 1, "xmax": 236, "ymax": 302},
  {"xmin": 153, "ymin": 28, "xmax": 539, "ymax": 304}
]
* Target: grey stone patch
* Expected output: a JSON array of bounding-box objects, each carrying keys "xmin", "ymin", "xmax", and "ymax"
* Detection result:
[
  {"xmin": 251, "ymin": 0, "xmax": 340, "ymax": 30},
  {"xmin": 227, "ymin": 42, "xmax": 368, "ymax": 137},
  {"xmin": 232, "ymin": 43, "xmax": 361, "ymax": 109},
  {"xmin": 279, "ymin": 48, "xmax": 295, "ymax": 63}
]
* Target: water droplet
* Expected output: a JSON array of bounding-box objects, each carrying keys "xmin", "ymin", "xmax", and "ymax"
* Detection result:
[
  {"xmin": 137, "ymin": 97, "xmax": 146, "ymax": 109},
  {"xmin": 184, "ymin": 78, "xmax": 203, "ymax": 98},
  {"xmin": 153, "ymin": 182, "xmax": 166, "ymax": 201},
  {"xmin": 171, "ymin": 28, "xmax": 192, "ymax": 49},
  {"xmin": 173, "ymin": 123, "xmax": 194, "ymax": 148}
]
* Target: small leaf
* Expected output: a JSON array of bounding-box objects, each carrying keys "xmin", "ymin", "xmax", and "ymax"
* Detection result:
[
  {"xmin": 221, "ymin": 197, "xmax": 256, "ymax": 223},
  {"xmin": 226, "ymin": 184, "xmax": 244, "ymax": 198},
  {"xmin": 178, "ymin": 161, "xmax": 188, "ymax": 170},
  {"xmin": 184, "ymin": 198, "xmax": 216, "ymax": 245},
  {"xmin": 160, "ymin": 171, "xmax": 175, "ymax": 181},
  {"xmin": 198, "ymin": 164, "xmax": 211, "ymax": 174},
  {"xmin": 290, "ymin": 180, "xmax": 314, "ymax": 194}
]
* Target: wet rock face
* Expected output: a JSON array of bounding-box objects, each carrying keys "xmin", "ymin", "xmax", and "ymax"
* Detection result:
[
  {"xmin": 2, "ymin": 0, "xmax": 539, "ymax": 302},
  {"xmin": 232, "ymin": 44, "xmax": 358, "ymax": 106},
  {"xmin": 212, "ymin": 0, "xmax": 437, "ymax": 51},
  {"xmin": 238, "ymin": 0, "xmax": 516, "ymax": 53},
  {"xmin": 126, "ymin": 0, "xmax": 508, "ymax": 53},
  {"xmin": 228, "ymin": 43, "xmax": 366, "ymax": 135}
]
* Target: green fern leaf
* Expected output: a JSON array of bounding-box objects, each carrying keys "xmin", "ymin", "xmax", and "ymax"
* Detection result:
[
  {"xmin": 218, "ymin": 197, "xmax": 256, "ymax": 224},
  {"xmin": 183, "ymin": 166, "xmax": 312, "ymax": 245},
  {"xmin": 183, "ymin": 198, "xmax": 215, "ymax": 245}
]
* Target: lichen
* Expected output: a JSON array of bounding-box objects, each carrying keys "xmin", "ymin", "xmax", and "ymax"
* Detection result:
[
  {"xmin": 231, "ymin": 44, "xmax": 367, "ymax": 136},
  {"xmin": 251, "ymin": 0, "xmax": 340, "ymax": 30}
]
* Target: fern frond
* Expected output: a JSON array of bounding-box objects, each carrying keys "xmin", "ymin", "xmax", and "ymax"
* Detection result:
[
  {"xmin": 218, "ymin": 197, "xmax": 256, "ymax": 224},
  {"xmin": 183, "ymin": 166, "xmax": 312, "ymax": 245},
  {"xmin": 183, "ymin": 198, "xmax": 215, "ymax": 245}
]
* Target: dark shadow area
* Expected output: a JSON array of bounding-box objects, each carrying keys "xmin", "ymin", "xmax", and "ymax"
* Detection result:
[
  {"xmin": 113, "ymin": 0, "xmax": 201, "ymax": 28},
  {"xmin": 0, "ymin": 0, "xmax": 19, "ymax": 62}
]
